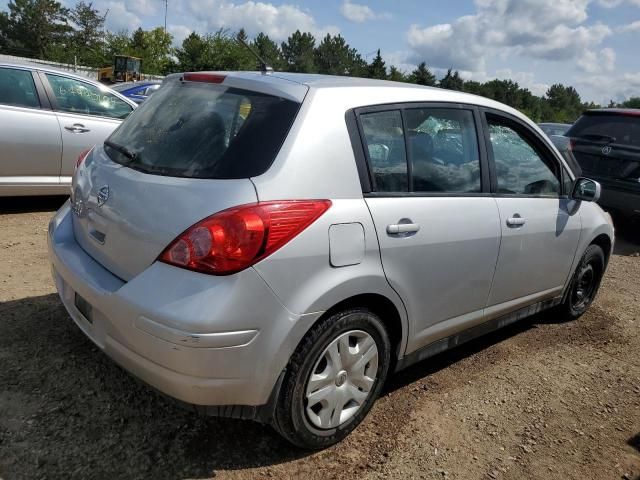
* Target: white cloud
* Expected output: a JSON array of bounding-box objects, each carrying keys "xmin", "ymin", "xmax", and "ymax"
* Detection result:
[
  {"xmin": 619, "ymin": 20, "xmax": 640, "ymax": 32},
  {"xmin": 597, "ymin": 0, "xmax": 640, "ymax": 7},
  {"xmin": 125, "ymin": 0, "xmax": 157, "ymax": 16},
  {"xmin": 407, "ymin": 0, "xmax": 613, "ymax": 74},
  {"xmin": 185, "ymin": 0, "xmax": 339, "ymax": 41},
  {"xmin": 168, "ymin": 24, "xmax": 193, "ymax": 43},
  {"xmin": 577, "ymin": 47, "xmax": 616, "ymax": 73},
  {"xmin": 340, "ymin": 1, "xmax": 390, "ymax": 23},
  {"xmin": 99, "ymin": 0, "xmax": 142, "ymax": 31},
  {"xmin": 575, "ymin": 72, "xmax": 640, "ymax": 105}
]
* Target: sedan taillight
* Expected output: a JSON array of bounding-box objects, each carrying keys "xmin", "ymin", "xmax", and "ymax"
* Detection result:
[{"xmin": 159, "ymin": 200, "xmax": 332, "ymax": 275}]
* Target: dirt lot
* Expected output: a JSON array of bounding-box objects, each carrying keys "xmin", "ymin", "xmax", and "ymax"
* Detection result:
[{"xmin": 0, "ymin": 197, "xmax": 639, "ymax": 480}]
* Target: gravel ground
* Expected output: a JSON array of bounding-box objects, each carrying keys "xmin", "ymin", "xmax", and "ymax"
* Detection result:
[{"xmin": 0, "ymin": 197, "xmax": 639, "ymax": 480}]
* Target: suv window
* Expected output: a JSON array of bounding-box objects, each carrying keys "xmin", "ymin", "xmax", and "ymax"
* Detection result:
[
  {"xmin": 104, "ymin": 81, "xmax": 301, "ymax": 179},
  {"xmin": 360, "ymin": 110, "xmax": 408, "ymax": 192},
  {"xmin": 487, "ymin": 117, "xmax": 560, "ymax": 196},
  {"xmin": 45, "ymin": 74, "xmax": 133, "ymax": 119},
  {"xmin": 404, "ymin": 108, "xmax": 481, "ymax": 193},
  {"xmin": 0, "ymin": 67, "xmax": 39, "ymax": 109},
  {"xmin": 567, "ymin": 113, "xmax": 640, "ymax": 147}
]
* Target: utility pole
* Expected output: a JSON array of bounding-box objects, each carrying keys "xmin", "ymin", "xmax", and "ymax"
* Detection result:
[{"xmin": 164, "ymin": 0, "xmax": 168, "ymax": 33}]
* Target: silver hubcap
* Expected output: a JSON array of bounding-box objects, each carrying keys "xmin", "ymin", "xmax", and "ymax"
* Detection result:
[{"xmin": 305, "ymin": 330, "xmax": 379, "ymax": 429}]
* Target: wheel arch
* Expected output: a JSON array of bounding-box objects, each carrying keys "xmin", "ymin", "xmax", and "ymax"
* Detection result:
[
  {"xmin": 590, "ymin": 233, "xmax": 613, "ymax": 265},
  {"xmin": 313, "ymin": 293, "xmax": 406, "ymax": 364}
]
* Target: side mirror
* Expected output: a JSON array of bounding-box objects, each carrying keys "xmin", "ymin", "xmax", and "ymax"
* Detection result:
[{"xmin": 572, "ymin": 177, "xmax": 601, "ymax": 203}]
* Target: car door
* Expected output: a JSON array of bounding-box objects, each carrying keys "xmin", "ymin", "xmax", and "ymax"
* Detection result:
[
  {"xmin": 481, "ymin": 109, "xmax": 581, "ymax": 315},
  {"xmin": 357, "ymin": 104, "xmax": 501, "ymax": 353},
  {"xmin": 40, "ymin": 72, "xmax": 134, "ymax": 181},
  {"xmin": 0, "ymin": 66, "xmax": 62, "ymax": 188}
]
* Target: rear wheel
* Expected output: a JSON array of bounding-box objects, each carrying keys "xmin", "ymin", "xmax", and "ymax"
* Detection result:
[
  {"xmin": 272, "ymin": 308, "xmax": 391, "ymax": 449},
  {"xmin": 558, "ymin": 244, "xmax": 605, "ymax": 320}
]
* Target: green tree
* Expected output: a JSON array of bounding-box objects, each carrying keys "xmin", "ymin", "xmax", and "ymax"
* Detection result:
[
  {"xmin": 545, "ymin": 84, "xmax": 583, "ymax": 122},
  {"xmin": 439, "ymin": 69, "xmax": 464, "ymax": 91},
  {"xmin": 253, "ymin": 32, "xmax": 285, "ymax": 70},
  {"xmin": 408, "ymin": 62, "xmax": 436, "ymax": 86},
  {"xmin": 620, "ymin": 97, "xmax": 640, "ymax": 108},
  {"xmin": 0, "ymin": 12, "xmax": 9, "ymax": 51},
  {"xmin": 174, "ymin": 32, "xmax": 207, "ymax": 71},
  {"xmin": 388, "ymin": 65, "xmax": 406, "ymax": 82},
  {"xmin": 66, "ymin": 1, "xmax": 106, "ymax": 66},
  {"xmin": 315, "ymin": 33, "xmax": 362, "ymax": 76},
  {"xmin": 281, "ymin": 30, "xmax": 316, "ymax": 73},
  {"xmin": 368, "ymin": 49, "xmax": 386, "ymax": 79},
  {"xmin": 5, "ymin": 0, "xmax": 71, "ymax": 58}
]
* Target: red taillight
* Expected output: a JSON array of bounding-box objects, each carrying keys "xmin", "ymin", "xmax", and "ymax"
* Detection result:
[
  {"xmin": 182, "ymin": 72, "xmax": 226, "ymax": 84},
  {"xmin": 159, "ymin": 200, "xmax": 332, "ymax": 275},
  {"xmin": 75, "ymin": 148, "xmax": 92, "ymax": 171}
]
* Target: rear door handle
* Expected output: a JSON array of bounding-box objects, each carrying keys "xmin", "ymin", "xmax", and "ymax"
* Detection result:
[
  {"xmin": 65, "ymin": 123, "xmax": 90, "ymax": 133},
  {"xmin": 506, "ymin": 216, "xmax": 526, "ymax": 227},
  {"xmin": 387, "ymin": 223, "xmax": 420, "ymax": 234}
]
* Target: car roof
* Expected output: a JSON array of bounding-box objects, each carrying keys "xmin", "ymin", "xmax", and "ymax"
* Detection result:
[
  {"xmin": 168, "ymin": 71, "xmax": 532, "ymax": 123},
  {"xmin": 539, "ymin": 122, "xmax": 571, "ymax": 127},
  {"xmin": 584, "ymin": 108, "xmax": 640, "ymax": 116}
]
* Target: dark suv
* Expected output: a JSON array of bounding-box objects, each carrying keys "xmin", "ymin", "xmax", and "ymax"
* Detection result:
[{"xmin": 565, "ymin": 109, "xmax": 640, "ymax": 222}]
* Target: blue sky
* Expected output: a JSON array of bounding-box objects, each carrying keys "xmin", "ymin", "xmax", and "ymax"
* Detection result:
[{"xmin": 3, "ymin": 0, "xmax": 639, "ymax": 103}]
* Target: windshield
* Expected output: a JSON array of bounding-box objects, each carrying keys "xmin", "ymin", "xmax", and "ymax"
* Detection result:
[
  {"xmin": 567, "ymin": 114, "xmax": 640, "ymax": 148},
  {"xmin": 104, "ymin": 80, "xmax": 301, "ymax": 179}
]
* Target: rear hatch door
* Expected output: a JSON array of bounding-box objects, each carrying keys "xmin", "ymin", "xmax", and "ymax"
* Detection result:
[
  {"xmin": 71, "ymin": 73, "xmax": 305, "ymax": 281},
  {"xmin": 567, "ymin": 111, "xmax": 640, "ymax": 190}
]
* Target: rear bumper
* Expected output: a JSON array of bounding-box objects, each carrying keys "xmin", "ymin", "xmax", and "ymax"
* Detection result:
[{"xmin": 48, "ymin": 201, "xmax": 320, "ymax": 408}]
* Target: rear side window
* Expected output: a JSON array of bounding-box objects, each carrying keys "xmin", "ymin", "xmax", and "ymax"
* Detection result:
[
  {"xmin": 0, "ymin": 67, "xmax": 39, "ymax": 109},
  {"xmin": 487, "ymin": 117, "xmax": 560, "ymax": 196},
  {"xmin": 46, "ymin": 74, "xmax": 133, "ymax": 119},
  {"xmin": 360, "ymin": 110, "xmax": 408, "ymax": 192},
  {"xmin": 404, "ymin": 108, "xmax": 480, "ymax": 193},
  {"xmin": 359, "ymin": 106, "xmax": 481, "ymax": 193},
  {"xmin": 105, "ymin": 81, "xmax": 300, "ymax": 179},
  {"xmin": 567, "ymin": 113, "xmax": 640, "ymax": 147}
]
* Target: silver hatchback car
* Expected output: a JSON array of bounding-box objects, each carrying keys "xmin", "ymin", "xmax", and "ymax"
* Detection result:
[
  {"xmin": 48, "ymin": 72, "xmax": 614, "ymax": 449},
  {"xmin": 0, "ymin": 62, "xmax": 137, "ymax": 196}
]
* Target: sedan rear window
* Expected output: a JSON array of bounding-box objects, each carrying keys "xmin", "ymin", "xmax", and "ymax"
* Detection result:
[
  {"xmin": 567, "ymin": 113, "xmax": 640, "ymax": 147},
  {"xmin": 104, "ymin": 80, "xmax": 301, "ymax": 179}
]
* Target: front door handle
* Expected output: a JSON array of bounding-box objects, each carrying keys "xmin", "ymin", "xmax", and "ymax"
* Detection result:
[
  {"xmin": 506, "ymin": 216, "xmax": 526, "ymax": 227},
  {"xmin": 65, "ymin": 123, "xmax": 90, "ymax": 133},
  {"xmin": 387, "ymin": 223, "xmax": 420, "ymax": 234}
]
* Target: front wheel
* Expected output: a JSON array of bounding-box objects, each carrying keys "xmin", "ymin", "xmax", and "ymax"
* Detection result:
[
  {"xmin": 272, "ymin": 308, "xmax": 391, "ymax": 449},
  {"xmin": 558, "ymin": 244, "xmax": 605, "ymax": 320}
]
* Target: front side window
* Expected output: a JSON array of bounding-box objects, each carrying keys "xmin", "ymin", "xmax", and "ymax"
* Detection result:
[
  {"xmin": 488, "ymin": 117, "xmax": 560, "ymax": 196},
  {"xmin": 360, "ymin": 110, "xmax": 408, "ymax": 192},
  {"xmin": 0, "ymin": 67, "xmax": 39, "ymax": 109},
  {"xmin": 404, "ymin": 108, "xmax": 481, "ymax": 193},
  {"xmin": 45, "ymin": 74, "xmax": 133, "ymax": 119}
]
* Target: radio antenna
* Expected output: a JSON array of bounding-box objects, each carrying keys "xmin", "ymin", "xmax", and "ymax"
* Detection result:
[{"xmin": 236, "ymin": 34, "xmax": 273, "ymax": 74}]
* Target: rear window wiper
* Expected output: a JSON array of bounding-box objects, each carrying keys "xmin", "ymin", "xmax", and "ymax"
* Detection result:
[
  {"xmin": 104, "ymin": 140, "xmax": 138, "ymax": 162},
  {"xmin": 577, "ymin": 134, "xmax": 616, "ymax": 143}
]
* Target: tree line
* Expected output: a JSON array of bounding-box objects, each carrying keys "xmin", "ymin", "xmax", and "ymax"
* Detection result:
[{"xmin": 1, "ymin": 0, "xmax": 638, "ymax": 122}]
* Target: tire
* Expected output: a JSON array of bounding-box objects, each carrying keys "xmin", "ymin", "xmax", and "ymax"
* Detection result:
[
  {"xmin": 272, "ymin": 308, "xmax": 391, "ymax": 450},
  {"xmin": 558, "ymin": 244, "xmax": 605, "ymax": 320}
]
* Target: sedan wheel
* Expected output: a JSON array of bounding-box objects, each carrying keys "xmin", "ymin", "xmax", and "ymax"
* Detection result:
[
  {"xmin": 305, "ymin": 330, "xmax": 378, "ymax": 429},
  {"xmin": 273, "ymin": 308, "xmax": 391, "ymax": 449}
]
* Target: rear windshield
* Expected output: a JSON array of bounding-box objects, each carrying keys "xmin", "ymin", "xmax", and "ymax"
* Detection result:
[
  {"xmin": 567, "ymin": 113, "xmax": 640, "ymax": 148},
  {"xmin": 104, "ymin": 80, "xmax": 301, "ymax": 179}
]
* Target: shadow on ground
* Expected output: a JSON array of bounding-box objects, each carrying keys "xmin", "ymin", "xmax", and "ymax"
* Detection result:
[
  {"xmin": 0, "ymin": 196, "xmax": 67, "ymax": 214},
  {"xmin": 0, "ymin": 294, "xmax": 306, "ymax": 480},
  {"xmin": 0, "ymin": 283, "xmax": 632, "ymax": 479}
]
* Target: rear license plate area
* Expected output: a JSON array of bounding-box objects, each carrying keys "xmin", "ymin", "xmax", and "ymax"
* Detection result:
[{"xmin": 74, "ymin": 293, "xmax": 93, "ymax": 323}]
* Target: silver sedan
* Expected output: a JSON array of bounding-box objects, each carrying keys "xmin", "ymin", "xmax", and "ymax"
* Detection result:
[{"xmin": 0, "ymin": 62, "xmax": 137, "ymax": 196}]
